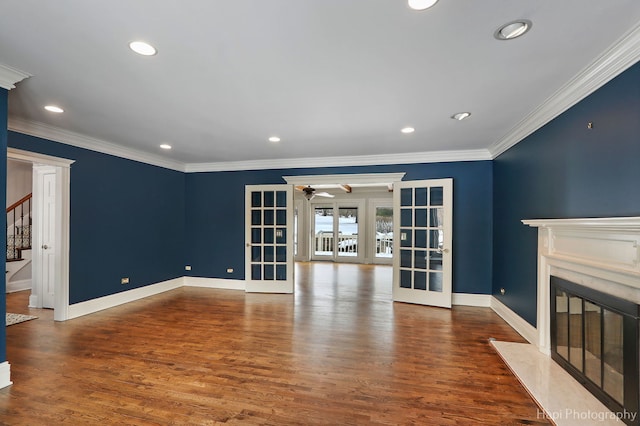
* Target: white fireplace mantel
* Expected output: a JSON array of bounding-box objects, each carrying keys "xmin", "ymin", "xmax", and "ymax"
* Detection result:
[{"xmin": 522, "ymin": 216, "xmax": 640, "ymax": 354}]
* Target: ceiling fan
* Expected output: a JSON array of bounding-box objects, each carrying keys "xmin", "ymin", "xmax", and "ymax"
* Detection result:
[{"xmin": 295, "ymin": 185, "xmax": 335, "ymax": 201}]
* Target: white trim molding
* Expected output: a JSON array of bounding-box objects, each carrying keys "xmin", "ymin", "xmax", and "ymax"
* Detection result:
[
  {"xmin": 489, "ymin": 22, "xmax": 640, "ymax": 158},
  {"xmin": 283, "ymin": 173, "xmax": 407, "ymax": 186},
  {"xmin": 8, "ymin": 117, "xmax": 491, "ymax": 174},
  {"xmin": 0, "ymin": 362, "xmax": 12, "ymax": 390},
  {"xmin": 452, "ymin": 293, "xmax": 492, "ymax": 307},
  {"xmin": 490, "ymin": 296, "xmax": 538, "ymax": 346},
  {"xmin": 185, "ymin": 149, "xmax": 492, "ymax": 173},
  {"xmin": 6, "ymin": 279, "xmax": 32, "ymax": 294},
  {"xmin": 8, "ymin": 147, "xmax": 74, "ymax": 168},
  {"xmin": 67, "ymin": 278, "xmax": 184, "ymax": 320},
  {"xmin": 58, "ymin": 277, "xmax": 498, "ymax": 321},
  {"xmin": 183, "ymin": 277, "xmax": 246, "ymax": 291},
  {"xmin": 8, "ymin": 117, "xmax": 185, "ymax": 172},
  {"xmin": 0, "ymin": 64, "xmax": 30, "ymax": 90}
]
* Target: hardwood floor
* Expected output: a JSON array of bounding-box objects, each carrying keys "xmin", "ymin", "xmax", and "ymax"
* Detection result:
[{"xmin": 1, "ymin": 263, "xmax": 547, "ymax": 425}]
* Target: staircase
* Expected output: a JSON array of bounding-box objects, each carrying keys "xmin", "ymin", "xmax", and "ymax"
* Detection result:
[{"xmin": 6, "ymin": 193, "xmax": 32, "ymax": 262}]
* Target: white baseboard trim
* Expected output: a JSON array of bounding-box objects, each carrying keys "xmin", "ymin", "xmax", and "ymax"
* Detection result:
[
  {"xmin": 184, "ymin": 277, "xmax": 245, "ymax": 291},
  {"xmin": 490, "ymin": 296, "xmax": 538, "ymax": 346},
  {"xmin": 452, "ymin": 293, "xmax": 492, "ymax": 307},
  {"xmin": 28, "ymin": 294, "xmax": 38, "ymax": 308},
  {"xmin": 6, "ymin": 279, "xmax": 31, "ymax": 294},
  {"xmin": 0, "ymin": 361, "xmax": 12, "ymax": 390},
  {"xmin": 67, "ymin": 277, "xmax": 185, "ymax": 320}
]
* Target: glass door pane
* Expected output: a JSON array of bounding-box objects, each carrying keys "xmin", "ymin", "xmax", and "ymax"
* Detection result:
[
  {"xmin": 375, "ymin": 206, "xmax": 393, "ymax": 259},
  {"xmin": 314, "ymin": 207, "xmax": 334, "ymax": 257},
  {"xmin": 294, "ymin": 204, "xmax": 299, "ymax": 256},
  {"xmin": 337, "ymin": 207, "xmax": 358, "ymax": 257},
  {"xmin": 603, "ymin": 309, "xmax": 624, "ymax": 405}
]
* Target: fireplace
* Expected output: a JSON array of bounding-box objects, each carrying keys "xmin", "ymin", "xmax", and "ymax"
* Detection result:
[
  {"xmin": 522, "ymin": 217, "xmax": 640, "ymax": 424},
  {"xmin": 550, "ymin": 275, "xmax": 639, "ymax": 423}
]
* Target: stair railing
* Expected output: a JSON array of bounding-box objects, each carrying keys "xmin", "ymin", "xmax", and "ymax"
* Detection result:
[{"xmin": 6, "ymin": 193, "xmax": 32, "ymax": 261}]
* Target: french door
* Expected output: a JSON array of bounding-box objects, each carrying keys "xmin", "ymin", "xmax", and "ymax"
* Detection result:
[
  {"xmin": 311, "ymin": 202, "xmax": 363, "ymax": 263},
  {"xmin": 245, "ymin": 185, "xmax": 294, "ymax": 293},
  {"xmin": 392, "ymin": 179, "xmax": 453, "ymax": 308}
]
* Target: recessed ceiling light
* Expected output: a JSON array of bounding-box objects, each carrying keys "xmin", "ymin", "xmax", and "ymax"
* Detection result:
[
  {"xmin": 408, "ymin": 0, "xmax": 438, "ymax": 11},
  {"xmin": 160, "ymin": 144, "xmax": 172, "ymax": 150},
  {"xmin": 129, "ymin": 41, "xmax": 157, "ymax": 56},
  {"xmin": 494, "ymin": 20, "xmax": 532, "ymax": 40},
  {"xmin": 268, "ymin": 136, "xmax": 281, "ymax": 143},
  {"xmin": 401, "ymin": 127, "xmax": 415, "ymax": 134},
  {"xmin": 44, "ymin": 105, "xmax": 64, "ymax": 113},
  {"xmin": 452, "ymin": 112, "xmax": 471, "ymax": 121}
]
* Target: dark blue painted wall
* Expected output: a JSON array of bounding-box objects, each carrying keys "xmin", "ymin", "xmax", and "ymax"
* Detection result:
[
  {"xmin": 186, "ymin": 161, "xmax": 493, "ymax": 295},
  {"xmin": 493, "ymin": 62, "xmax": 640, "ymax": 326},
  {"xmin": 8, "ymin": 132, "xmax": 186, "ymax": 304},
  {"xmin": 0, "ymin": 89, "xmax": 8, "ymax": 362}
]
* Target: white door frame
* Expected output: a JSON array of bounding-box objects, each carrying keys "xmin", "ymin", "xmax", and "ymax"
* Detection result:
[{"xmin": 8, "ymin": 148, "xmax": 73, "ymax": 321}]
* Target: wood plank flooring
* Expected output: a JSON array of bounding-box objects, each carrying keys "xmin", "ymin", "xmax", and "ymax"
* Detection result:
[{"xmin": 1, "ymin": 263, "xmax": 547, "ymax": 425}]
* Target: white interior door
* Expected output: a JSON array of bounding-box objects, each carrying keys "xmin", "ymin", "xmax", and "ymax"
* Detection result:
[
  {"xmin": 245, "ymin": 185, "xmax": 294, "ymax": 293},
  {"xmin": 393, "ymin": 179, "xmax": 453, "ymax": 308},
  {"xmin": 33, "ymin": 166, "xmax": 57, "ymax": 309}
]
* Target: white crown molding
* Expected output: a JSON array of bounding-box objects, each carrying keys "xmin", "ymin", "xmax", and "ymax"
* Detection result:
[
  {"xmin": 184, "ymin": 149, "xmax": 492, "ymax": 173},
  {"xmin": 283, "ymin": 173, "xmax": 407, "ymax": 186},
  {"xmin": 489, "ymin": 21, "xmax": 640, "ymax": 158},
  {"xmin": 8, "ymin": 115, "xmax": 491, "ymax": 173},
  {"xmin": 0, "ymin": 64, "xmax": 31, "ymax": 90},
  {"xmin": 8, "ymin": 116, "xmax": 186, "ymax": 172}
]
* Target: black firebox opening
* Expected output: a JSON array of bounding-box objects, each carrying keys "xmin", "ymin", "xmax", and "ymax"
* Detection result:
[{"xmin": 550, "ymin": 276, "xmax": 639, "ymax": 425}]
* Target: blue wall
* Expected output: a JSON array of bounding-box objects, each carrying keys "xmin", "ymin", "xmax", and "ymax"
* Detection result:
[
  {"xmin": 186, "ymin": 161, "xmax": 493, "ymax": 295},
  {"xmin": 1, "ymin": 89, "xmax": 8, "ymax": 362},
  {"xmin": 8, "ymin": 132, "xmax": 186, "ymax": 304},
  {"xmin": 493, "ymin": 62, "xmax": 640, "ymax": 326}
]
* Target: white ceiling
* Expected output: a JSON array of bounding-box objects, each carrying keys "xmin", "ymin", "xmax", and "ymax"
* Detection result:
[{"xmin": 1, "ymin": 1, "xmax": 639, "ymax": 171}]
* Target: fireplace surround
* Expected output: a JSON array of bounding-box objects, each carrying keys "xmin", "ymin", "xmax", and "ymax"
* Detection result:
[{"xmin": 523, "ymin": 217, "xmax": 640, "ymax": 424}]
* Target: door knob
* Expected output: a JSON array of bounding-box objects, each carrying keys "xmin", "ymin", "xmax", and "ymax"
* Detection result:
[{"xmin": 42, "ymin": 244, "xmax": 49, "ymax": 250}]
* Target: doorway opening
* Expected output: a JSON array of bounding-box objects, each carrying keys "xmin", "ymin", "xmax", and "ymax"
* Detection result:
[
  {"xmin": 6, "ymin": 148, "xmax": 73, "ymax": 321},
  {"xmin": 285, "ymin": 173, "xmax": 404, "ymax": 267}
]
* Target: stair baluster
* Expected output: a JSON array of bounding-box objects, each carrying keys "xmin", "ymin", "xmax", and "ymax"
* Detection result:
[{"xmin": 6, "ymin": 193, "xmax": 32, "ymax": 262}]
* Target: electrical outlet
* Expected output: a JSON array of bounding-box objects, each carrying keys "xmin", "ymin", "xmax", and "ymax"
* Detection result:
[
  {"xmin": 121, "ymin": 277, "xmax": 129, "ymax": 285},
  {"xmin": 185, "ymin": 265, "xmax": 192, "ymax": 271},
  {"xmin": 227, "ymin": 268, "xmax": 233, "ymax": 273}
]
